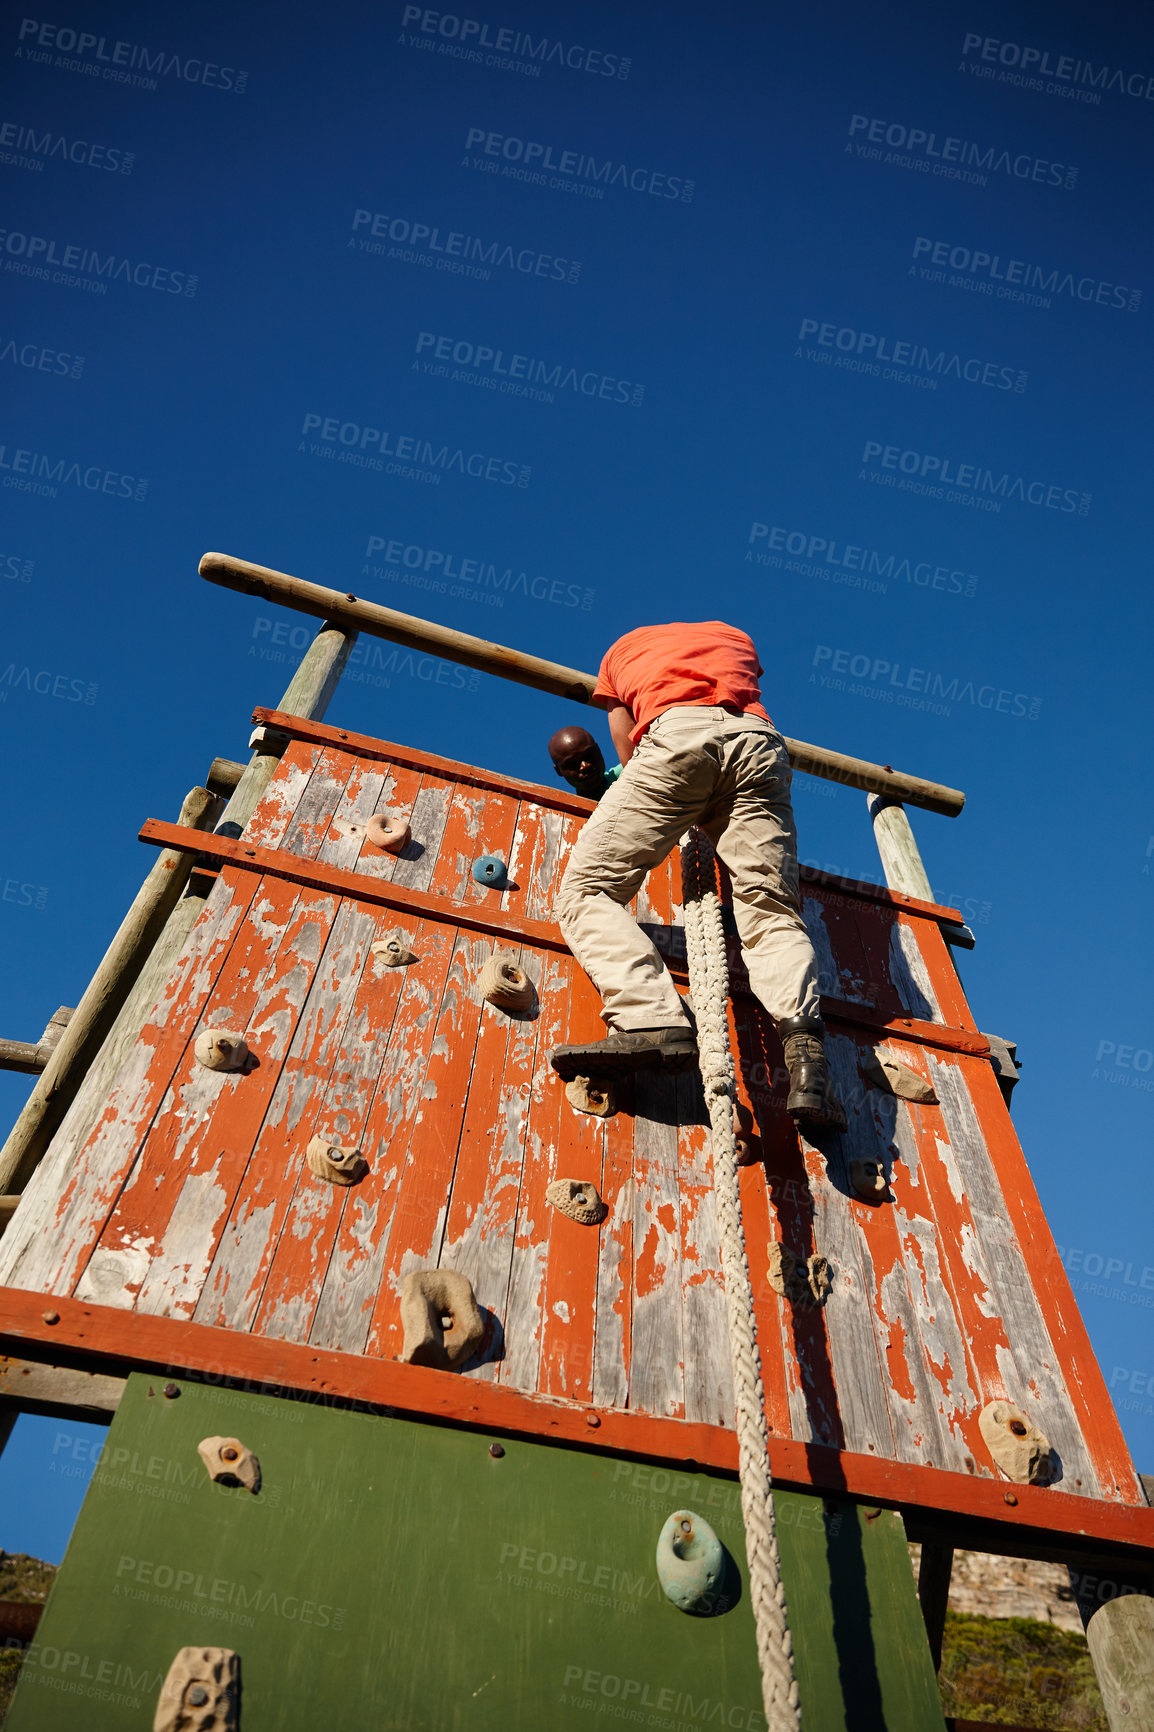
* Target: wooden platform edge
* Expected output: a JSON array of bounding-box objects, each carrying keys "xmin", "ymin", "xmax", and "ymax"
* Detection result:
[
  {"xmin": 0, "ymin": 1289, "xmax": 1150, "ymax": 1564},
  {"xmin": 251, "ymin": 707, "xmax": 968, "ymax": 927}
]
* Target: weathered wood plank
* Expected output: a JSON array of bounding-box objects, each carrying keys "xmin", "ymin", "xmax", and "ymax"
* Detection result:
[
  {"xmin": 314, "ymin": 759, "xmax": 389, "ymax": 871},
  {"xmin": 927, "ymin": 1054, "xmax": 1102, "ymax": 1494},
  {"xmin": 343, "ymin": 762, "xmax": 423, "ymax": 883},
  {"xmin": 77, "ymin": 874, "xmax": 315, "ymax": 1314},
  {"xmin": 629, "ymin": 1069, "xmax": 685, "ymax": 1418},
  {"xmin": 242, "ymin": 739, "xmax": 326, "ymax": 848},
  {"xmin": 278, "ymin": 746, "xmax": 356, "ymax": 860},
  {"xmin": 429, "ymin": 780, "xmax": 521, "ymax": 909},
  {"xmin": 390, "ymin": 777, "xmax": 453, "ymax": 893},
  {"xmin": 307, "ymin": 916, "xmax": 462, "ymax": 1355},
  {"xmin": 0, "ymin": 871, "xmax": 258, "ymax": 1297},
  {"xmin": 249, "ymin": 901, "xmax": 391, "ymax": 1343},
  {"xmin": 889, "ymin": 921, "xmax": 942, "ymax": 1022},
  {"xmin": 676, "ymin": 1062, "xmax": 733, "ymax": 1428}
]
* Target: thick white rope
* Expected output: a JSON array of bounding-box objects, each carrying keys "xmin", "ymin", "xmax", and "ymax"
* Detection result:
[{"xmin": 680, "ymin": 829, "xmax": 801, "ymax": 1731}]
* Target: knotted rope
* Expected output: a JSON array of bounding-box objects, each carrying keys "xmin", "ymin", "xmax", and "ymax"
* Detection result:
[{"xmin": 680, "ymin": 829, "xmax": 801, "ymax": 1731}]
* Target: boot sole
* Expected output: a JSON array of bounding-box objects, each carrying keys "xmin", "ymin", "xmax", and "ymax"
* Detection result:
[
  {"xmin": 789, "ymin": 1100, "xmax": 848, "ymax": 1133},
  {"xmin": 551, "ymin": 1045, "xmax": 697, "ymax": 1082}
]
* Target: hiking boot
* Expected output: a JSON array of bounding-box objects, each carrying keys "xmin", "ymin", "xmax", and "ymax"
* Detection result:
[
  {"xmin": 550, "ymin": 1025, "xmax": 697, "ymax": 1081},
  {"xmin": 778, "ymin": 1014, "xmax": 847, "ymax": 1132}
]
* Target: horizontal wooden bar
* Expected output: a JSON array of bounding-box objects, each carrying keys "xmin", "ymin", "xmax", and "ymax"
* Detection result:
[
  {"xmin": 0, "ymin": 1291, "xmax": 1149, "ymax": 1564},
  {"xmin": 137, "ymin": 822, "xmax": 987, "ymax": 1055},
  {"xmin": 0, "ymin": 1039, "xmax": 45, "ymax": 1075},
  {"xmin": 201, "ymin": 552, "xmax": 966, "ymax": 815},
  {"xmin": 253, "ymin": 708, "xmax": 969, "ymax": 929}
]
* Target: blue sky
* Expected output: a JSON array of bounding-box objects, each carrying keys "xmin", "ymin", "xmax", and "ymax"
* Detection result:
[{"xmin": 1, "ymin": 0, "xmax": 1151, "ymax": 1558}]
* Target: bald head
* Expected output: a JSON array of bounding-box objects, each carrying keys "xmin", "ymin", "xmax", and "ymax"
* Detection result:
[{"xmin": 548, "ymin": 725, "xmax": 606, "ymax": 796}]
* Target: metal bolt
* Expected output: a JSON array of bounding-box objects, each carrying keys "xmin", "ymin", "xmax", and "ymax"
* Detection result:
[
  {"xmin": 188, "ymin": 1685, "xmax": 209, "ymax": 1706},
  {"xmin": 163, "ymin": 1382, "xmax": 180, "ymax": 1399},
  {"xmin": 489, "ymin": 1443, "xmax": 505, "ymax": 1459},
  {"xmin": 680, "ymin": 1519, "xmax": 692, "ymax": 1533},
  {"xmin": 1004, "ymin": 1492, "xmax": 1018, "ymax": 1506},
  {"xmin": 586, "ymin": 1414, "xmax": 601, "ymax": 1429},
  {"xmin": 345, "ymin": 593, "xmax": 356, "ymax": 602},
  {"xmin": 1008, "ymin": 1418, "xmax": 1028, "ymax": 1437},
  {"xmin": 41, "ymin": 1310, "xmax": 59, "ymax": 1325}
]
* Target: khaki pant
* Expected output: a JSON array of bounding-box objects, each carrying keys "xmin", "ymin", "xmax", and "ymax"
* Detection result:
[{"xmin": 555, "ymin": 705, "xmax": 820, "ymax": 1031}]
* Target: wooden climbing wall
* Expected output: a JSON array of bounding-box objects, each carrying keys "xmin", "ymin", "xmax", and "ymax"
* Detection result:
[{"xmin": 0, "ymin": 709, "xmax": 1144, "ymax": 1517}]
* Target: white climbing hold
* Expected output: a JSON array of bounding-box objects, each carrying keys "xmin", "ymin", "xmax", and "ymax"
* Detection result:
[
  {"xmin": 546, "ymin": 1178, "xmax": 608, "ymax": 1225},
  {"xmin": 372, "ymin": 931, "xmax": 417, "ymax": 967},
  {"xmin": 850, "ymin": 1157, "xmax": 888, "ymax": 1201},
  {"xmin": 197, "ymin": 1435, "xmax": 261, "ymax": 1494},
  {"xmin": 366, "ymin": 811, "xmax": 410, "ymax": 853},
  {"xmin": 656, "ymin": 1509, "xmax": 726, "ymax": 1614},
  {"xmin": 153, "ymin": 1647, "xmax": 239, "ymax": 1732},
  {"xmin": 863, "ymin": 1049, "xmax": 937, "ymax": 1104},
  {"xmin": 564, "ymin": 1075, "xmax": 615, "ymax": 1118},
  {"xmin": 478, "ymin": 951, "xmax": 534, "ymax": 1012},
  {"xmin": 193, "ymin": 1030, "xmax": 250, "ymax": 1073},
  {"xmin": 306, "ymin": 1135, "xmax": 368, "ymax": 1187},
  {"xmin": 978, "ymin": 1399, "xmax": 1054, "ymax": 1485},
  {"xmin": 400, "ymin": 1269, "xmax": 485, "ymax": 1370}
]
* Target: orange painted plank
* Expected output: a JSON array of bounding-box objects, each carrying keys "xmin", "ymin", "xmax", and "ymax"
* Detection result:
[
  {"xmin": 243, "ymin": 739, "xmax": 327, "ymax": 848},
  {"xmin": 345, "ymin": 761, "xmax": 425, "ymax": 883},
  {"xmin": 428, "ymin": 778, "xmax": 521, "ymax": 909},
  {"xmin": 278, "ymin": 746, "xmax": 358, "ymax": 860},
  {"xmin": 77, "ymin": 873, "xmax": 317, "ymax": 1316}
]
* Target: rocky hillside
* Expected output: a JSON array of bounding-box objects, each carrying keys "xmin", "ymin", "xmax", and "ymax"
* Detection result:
[{"xmin": 911, "ymin": 1544, "xmax": 1083, "ymax": 1633}]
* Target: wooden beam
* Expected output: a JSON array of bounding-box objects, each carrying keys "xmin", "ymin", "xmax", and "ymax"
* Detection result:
[
  {"xmin": 0, "ymin": 1039, "xmax": 44, "ymax": 1076},
  {"xmin": 0, "ymin": 1289, "xmax": 1150, "ymax": 1567},
  {"xmin": 135, "ymin": 823, "xmax": 990, "ymax": 1057},
  {"xmin": 200, "ymin": 551, "xmax": 967, "ymax": 815},
  {"xmin": 1083, "ymin": 1594, "xmax": 1154, "ymax": 1732},
  {"xmin": 0, "ymin": 1355, "xmax": 123, "ymax": 1419},
  {"xmin": 869, "ymin": 796, "xmax": 935, "ymax": 902},
  {"xmin": 0, "ymin": 787, "xmax": 225, "ymax": 1196},
  {"xmin": 916, "ymin": 1542, "xmax": 954, "ymax": 1671}
]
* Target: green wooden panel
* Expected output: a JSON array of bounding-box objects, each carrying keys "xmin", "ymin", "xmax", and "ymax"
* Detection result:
[
  {"xmin": 775, "ymin": 1492, "xmax": 946, "ymax": 1732},
  {"xmin": 8, "ymin": 1375, "xmax": 944, "ymax": 1730}
]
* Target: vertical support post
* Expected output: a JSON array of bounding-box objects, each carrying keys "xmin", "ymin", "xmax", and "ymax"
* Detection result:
[
  {"xmin": 0, "ymin": 786, "xmax": 224, "ymax": 1195},
  {"xmin": 867, "ymin": 794, "xmax": 934, "ymax": 902},
  {"xmin": 916, "ymin": 1542, "xmax": 954, "ymax": 1673},
  {"xmin": 1069, "ymin": 1558, "xmax": 1154, "ymax": 1732}
]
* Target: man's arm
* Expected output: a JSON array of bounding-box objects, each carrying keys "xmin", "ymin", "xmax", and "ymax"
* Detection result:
[{"xmin": 606, "ymin": 702, "xmax": 636, "ymax": 765}]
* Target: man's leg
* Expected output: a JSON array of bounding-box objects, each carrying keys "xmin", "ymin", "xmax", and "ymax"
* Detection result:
[
  {"xmin": 705, "ymin": 726, "xmax": 845, "ymax": 1130},
  {"xmin": 552, "ymin": 712, "xmax": 717, "ymax": 1076}
]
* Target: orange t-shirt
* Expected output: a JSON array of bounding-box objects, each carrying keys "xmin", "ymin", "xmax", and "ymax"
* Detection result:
[{"xmin": 593, "ymin": 622, "xmax": 772, "ymax": 743}]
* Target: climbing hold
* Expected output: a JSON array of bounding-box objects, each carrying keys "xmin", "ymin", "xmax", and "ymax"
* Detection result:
[
  {"xmin": 546, "ymin": 1178, "xmax": 608, "ymax": 1225},
  {"xmin": 850, "ymin": 1157, "xmax": 888, "ymax": 1202},
  {"xmin": 978, "ymin": 1399, "xmax": 1054, "ymax": 1485},
  {"xmin": 564, "ymin": 1075, "xmax": 615, "ymax": 1118},
  {"xmin": 193, "ymin": 1030, "xmax": 250, "ymax": 1073},
  {"xmin": 197, "ymin": 1436, "xmax": 261, "ymax": 1494},
  {"xmin": 366, "ymin": 812, "xmax": 410, "ymax": 854},
  {"xmin": 400, "ymin": 1269, "xmax": 485, "ymax": 1371},
  {"xmin": 863, "ymin": 1049, "xmax": 938, "ymax": 1104},
  {"xmin": 478, "ymin": 951, "xmax": 534, "ymax": 1012},
  {"xmin": 767, "ymin": 1242, "xmax": 831, "ymax": 1307},
  {"xmin": 372, "ymin": 931, "xmax": 417, "ymax": 967},
  {"xmin": 471, "ymin": 853, "xmax": 508, "ymax": 889},
  {"xmin": 655, "ymin": 1510, "xmax": 726, "ymax": 1614},
  {"xmin": 733, "ymin": 1101, "xmax": 758, "ymax": 1166},
  {"xmin": 306, "ymin": 1135, "xmax": 368, "ymax": 1187},
  {"xmin": 153, "ymin": 1647, "xmax": 239, "ymax": 1732}
]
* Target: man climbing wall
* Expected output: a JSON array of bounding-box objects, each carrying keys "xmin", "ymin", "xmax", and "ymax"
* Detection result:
[{"xmin": 550, "ymin": 620, "xmax": 846, "ymax": 1131}]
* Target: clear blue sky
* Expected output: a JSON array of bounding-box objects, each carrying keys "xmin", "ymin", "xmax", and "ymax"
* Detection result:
[{"xmin": 1, "ymin": 0, "xmax": 1151, "ymax": 1560}]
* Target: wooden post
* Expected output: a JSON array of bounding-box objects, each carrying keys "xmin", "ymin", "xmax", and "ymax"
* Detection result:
[
  {"xmin": 868, "ymin": 795, "xmax": 935, "ymax": 901},
  {"xmin": 1083, "ymin": 1594, "xmax": 1154, "ymax": 1730},
  {"xmin": 0, "ymin": 787, "xmax": 225, "ymax": 1196},
  {"xmin": 215, "ymin": 619, "xmax": 356, "ymax": 839},
  {"xmin": 200, "ymin": 551, "xmax": 966, "ymax": 817},
  {"xmin": 915, "ymin": 1542, "xmax": 954, "ymax": 1672}
]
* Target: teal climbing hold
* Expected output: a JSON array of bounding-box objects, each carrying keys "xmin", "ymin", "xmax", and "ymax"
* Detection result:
[
  {"xmin": 655, "ymin": 1509, "xmax": 725, "ymax": 1614},
  {"xmin": 472, "ymin": 854, "xmax": 508, "ymax": 889}
]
